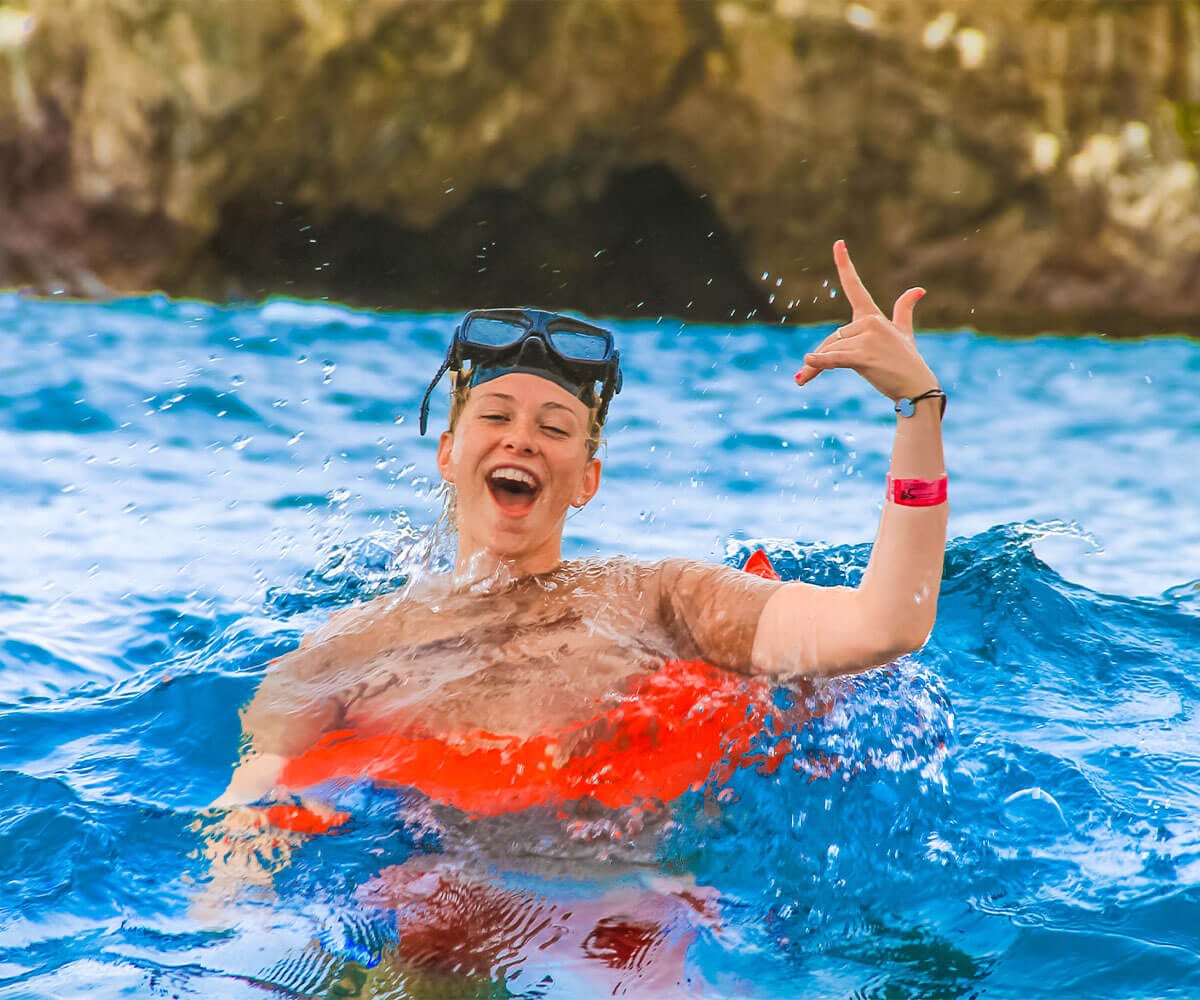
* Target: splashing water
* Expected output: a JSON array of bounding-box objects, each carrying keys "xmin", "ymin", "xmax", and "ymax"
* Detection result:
[{"xmin": 2, "ymin": 295, "xmax": 1199, "ymax": 996}]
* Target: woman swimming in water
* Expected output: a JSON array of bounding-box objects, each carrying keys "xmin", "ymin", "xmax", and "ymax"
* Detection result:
[{"xmin": 202, "ymin": 240, "xmax": 947, "ymax": 991}]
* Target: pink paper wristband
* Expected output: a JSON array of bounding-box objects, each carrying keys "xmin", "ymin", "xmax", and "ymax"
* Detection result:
[{"xmin": 886, "ymin": 474, "xmax": 948, "ymax": 507}]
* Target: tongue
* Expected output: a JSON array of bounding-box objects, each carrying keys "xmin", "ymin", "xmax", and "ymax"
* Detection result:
[{"xmin": 490, "ymin": 481, "xmax": 537, "ymax": 512}]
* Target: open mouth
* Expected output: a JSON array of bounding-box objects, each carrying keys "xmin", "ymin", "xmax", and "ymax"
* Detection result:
[{"xmin": 486, "ymin": 467, "xmax": 541, "ymax": 514}]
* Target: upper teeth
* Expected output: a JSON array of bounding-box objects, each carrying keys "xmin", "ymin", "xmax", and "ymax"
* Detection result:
[{"xmin": 491, "ymin": 468, "xmax": 536, "ymax": 488}]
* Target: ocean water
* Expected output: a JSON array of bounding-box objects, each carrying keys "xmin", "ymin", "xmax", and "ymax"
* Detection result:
[{"xmin": 1, "ymin": 294, "xmax": 1199, "ymax": 998}]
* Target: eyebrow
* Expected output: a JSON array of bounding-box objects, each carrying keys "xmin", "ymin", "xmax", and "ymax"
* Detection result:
[{"xmin": 476, "ymin": 392, "xmax": 579, "ymax": 416}]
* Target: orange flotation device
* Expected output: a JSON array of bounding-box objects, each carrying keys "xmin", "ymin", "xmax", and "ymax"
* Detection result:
[{"xmin": 265, "ymin": 550, "xmax": 789, "ymax": 832}]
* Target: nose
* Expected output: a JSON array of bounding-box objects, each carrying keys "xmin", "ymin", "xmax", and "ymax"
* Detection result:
[{"xmin": 501, "ymin": 415, "xmax": 538, "ymax": 454}]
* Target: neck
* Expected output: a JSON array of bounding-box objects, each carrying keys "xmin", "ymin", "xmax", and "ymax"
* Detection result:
[{"xmin": 452, "ymin": 536, "xmax": 563, "ymax": 584}]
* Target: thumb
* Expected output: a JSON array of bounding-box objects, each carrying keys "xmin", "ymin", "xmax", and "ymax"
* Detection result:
[{"xmin": 891, "ymin": 287, "xmax": 925, "ymax": 338}]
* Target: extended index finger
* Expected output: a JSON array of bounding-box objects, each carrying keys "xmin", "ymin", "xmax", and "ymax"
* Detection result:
[{"xmin": 833, "ymin": 240, "xmax": 882, "ymax": 319}]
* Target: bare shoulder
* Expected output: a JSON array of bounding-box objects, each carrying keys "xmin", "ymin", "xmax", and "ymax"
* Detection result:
[
  {"xmin": 244, "ymin": 591, "xmax": 415, "ymax": 748},
  {"xmin": 556, "ymin": 554, "xmax": 783, "ymax": 614},
  {"xmin": 631, "ymin": 557, "xmax": 784, "ymax": 672},
  {"xmin": 652, "ymin": 556, "xmax": 782, "ymax": 600},
  {"xmin": 551, "ymin": 554, "xmax": 659, "ymax": 592},
  {"xmin": 299, "ymin": 587, "xmax": 413, "ymax": 649}
]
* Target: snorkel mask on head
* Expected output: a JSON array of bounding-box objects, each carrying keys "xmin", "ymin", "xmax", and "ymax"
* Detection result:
[{"xmin": 418, "ymin": 308, "xmax": 623, "ymax": 436}]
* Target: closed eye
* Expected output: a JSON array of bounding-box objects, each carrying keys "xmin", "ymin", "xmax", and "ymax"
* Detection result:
[{"xmin": 543, "ymin": 425, "xmax": 569, "ymax": 437}]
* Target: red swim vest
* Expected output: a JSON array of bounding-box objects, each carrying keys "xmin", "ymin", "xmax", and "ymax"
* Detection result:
[{"xmin": 265, "ymin": 550, "xmax": 788, "ymax": 832}]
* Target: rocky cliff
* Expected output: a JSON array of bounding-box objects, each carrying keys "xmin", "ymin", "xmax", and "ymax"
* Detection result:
[{"xmin": 1, "ymin": 0, "xmax": 1198, "ymax": 334}]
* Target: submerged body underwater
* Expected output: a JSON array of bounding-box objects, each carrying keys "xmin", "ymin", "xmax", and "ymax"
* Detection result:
[{"xmin": 2, "ymin": 295, "xmax": 1200, "ymax": 998}]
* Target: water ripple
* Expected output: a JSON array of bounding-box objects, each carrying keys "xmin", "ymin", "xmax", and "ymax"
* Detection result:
[{"xmin": 2, "ymin": 300, "xmax": 1199, "ymax": 996}]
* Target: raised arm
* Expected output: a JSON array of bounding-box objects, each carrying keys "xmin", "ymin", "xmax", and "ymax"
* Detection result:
[{"xmin": 751, "ymin": 240, "xmax": 948, "ymax": 677}]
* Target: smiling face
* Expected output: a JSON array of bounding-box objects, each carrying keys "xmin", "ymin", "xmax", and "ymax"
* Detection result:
[{"xmin": 436, "ymin": 373, "xmax": 602, "ymax": 577}]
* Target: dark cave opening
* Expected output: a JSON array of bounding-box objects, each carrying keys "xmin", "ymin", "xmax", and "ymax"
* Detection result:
[{"xmin": 204, "ymin": 164, "xmax": 773, "ymax": 321}]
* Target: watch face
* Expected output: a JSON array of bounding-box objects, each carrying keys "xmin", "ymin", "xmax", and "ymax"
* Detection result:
[{"xmin": 896, "ymin": 398, "xmax": 916, "ymax": 417}]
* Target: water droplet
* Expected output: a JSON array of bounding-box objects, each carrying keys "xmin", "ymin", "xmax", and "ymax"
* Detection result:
[
  {"xmin": 231, "ymin": 374, "xmax": 245, "ymax": 388},
  {"xmin": 322, "ymin": 362, "xmax": 336, "ymax": 384},
  {"xmin": 232, "ymin": 435, "xmax": 252, "ymax": 451}
]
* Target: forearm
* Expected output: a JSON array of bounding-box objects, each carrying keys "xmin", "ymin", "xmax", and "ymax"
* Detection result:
[
  {"xmin": 211, "ymin": 750, "xmax": 288, "ymax": 808},
  {"xmin": 751, "ymin": 403, "xmax": 947, "ymax": 678},
  {"xmin": 194, "ymin": 752, "xmax": 294, "ymax": 919},
  {"xmin": 857, "ymin": 404, "xmax": 948, "ymax": 649}
]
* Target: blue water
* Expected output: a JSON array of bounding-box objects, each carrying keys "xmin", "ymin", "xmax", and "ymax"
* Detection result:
[{"xmin": 2, "ymin": 293, "xmax": 1199, "ymax": 998}]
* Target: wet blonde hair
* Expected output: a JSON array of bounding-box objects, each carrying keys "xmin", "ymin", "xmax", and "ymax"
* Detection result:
[{"xmin": 448, "ymin": 366, "xmax": 604, "ymax": 459}]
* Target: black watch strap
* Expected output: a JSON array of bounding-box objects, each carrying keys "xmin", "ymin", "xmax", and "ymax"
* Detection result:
[{"xmin": 895, "ymin": 388, "xmax": 947, "ymax": 418}]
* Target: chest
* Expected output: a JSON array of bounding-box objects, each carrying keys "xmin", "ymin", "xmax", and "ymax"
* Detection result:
[{"xmin": 339, "ymin": 585, "xmax": 669, "ymax": 737}]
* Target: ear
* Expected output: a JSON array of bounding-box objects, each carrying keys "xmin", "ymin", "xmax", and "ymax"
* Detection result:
[
  {"xmin": 436, "ymin": 430, "xmax": 456, "ymax": 485},
  {"xmin": 573, "ymin": 458, "xmax": 602, "ymax": 508}
]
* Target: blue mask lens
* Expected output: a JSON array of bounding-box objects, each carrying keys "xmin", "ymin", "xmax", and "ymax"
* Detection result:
[
  {"xmin": 547, "ymin": 329, "xmax": 610, "ymax": 361},
  {"xmin": 463, "ymin": 317, "xmax": 527, "ymax": 348}
]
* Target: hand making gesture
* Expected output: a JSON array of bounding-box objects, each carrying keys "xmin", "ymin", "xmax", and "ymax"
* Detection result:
[{"xmin": 794, "ymin": 240, "xmax": 938, "ymax": 404}]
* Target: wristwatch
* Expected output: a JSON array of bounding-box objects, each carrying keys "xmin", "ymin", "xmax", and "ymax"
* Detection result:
[{"xmin": 895, "ymin": 388, "xmax": 947, "ymax": 418}]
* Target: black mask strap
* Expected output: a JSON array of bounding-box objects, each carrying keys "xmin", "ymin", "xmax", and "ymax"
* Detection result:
[{"xmin": 418, "ymin": 354, "xmax": 453, "ymax": 436}]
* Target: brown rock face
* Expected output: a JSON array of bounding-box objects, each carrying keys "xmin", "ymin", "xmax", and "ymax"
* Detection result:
[{"xmin": 1, "ymin": 0, "xmax": 1199, "ymax": 334}]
